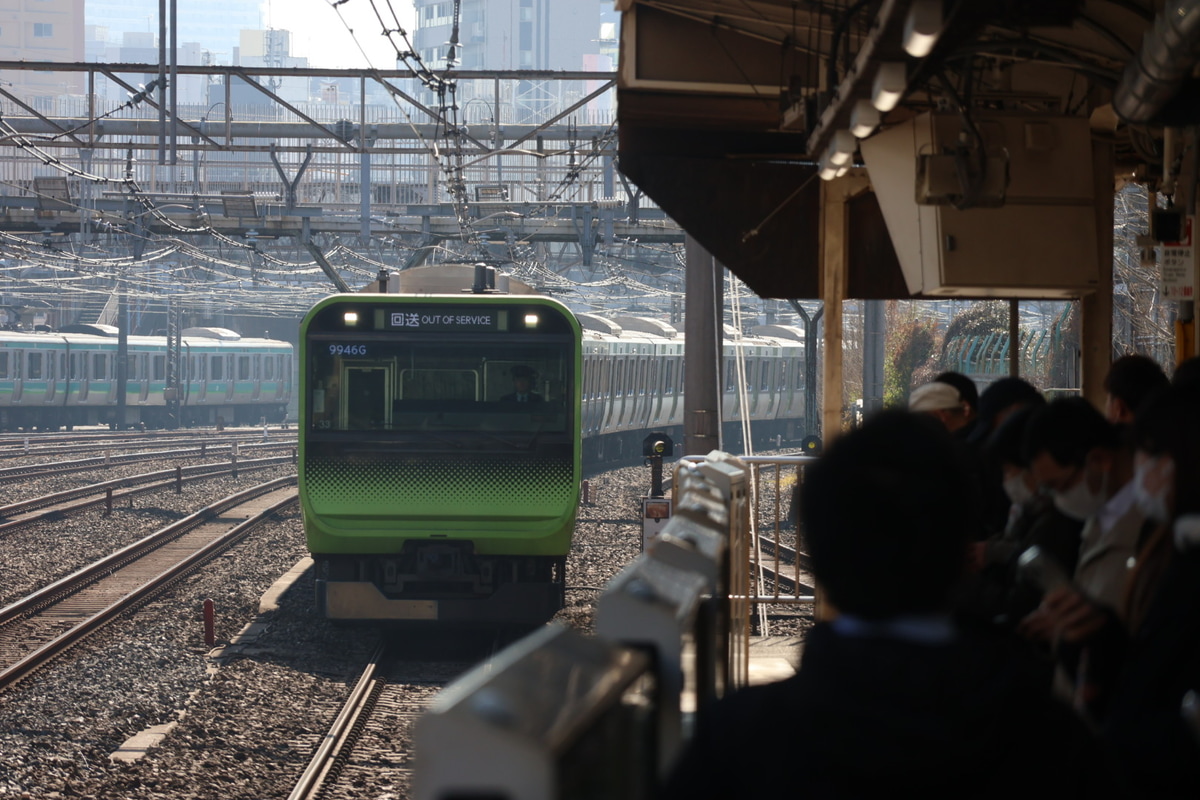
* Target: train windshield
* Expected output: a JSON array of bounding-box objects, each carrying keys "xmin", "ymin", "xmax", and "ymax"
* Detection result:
[{"xmin": 308, "ymin": 339, "xmax": 572, "ymax": 441}]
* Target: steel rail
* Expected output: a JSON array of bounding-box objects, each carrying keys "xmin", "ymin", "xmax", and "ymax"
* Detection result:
[
  {"xmin": 288, "ymin": 643, "xmax": 389, "ymax": 800},
  {"xmin": 0, "ymin": 441, "xmax": 295, "ymax": 481},
  {"xmin": 0, "ymin": 477, "xmax": 297, "ymax": 690},
  {"xmin": 0, "ymin": 455, "xmax": 294, "ymax": 534}
]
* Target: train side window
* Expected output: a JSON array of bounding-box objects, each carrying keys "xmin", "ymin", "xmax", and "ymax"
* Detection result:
[
  {"xmin": 27, "ymin": 351, "xmax": 42, "ymax": 379},
  {"xmin": 0, "ymin": 350, "xmax": 7, "ymax": 378},
  {"xmin": 153, "ymin": 355, "xmax": 166, "ymax": 381},
  {"xmin": 211, "ymin": 356, "xmax": 224, "ymax": 381},
  {"xmin": 760, "ymin": 361, "xmax": 772, "ymax": 391},
  {"xmin": 92, "ymin": 353, "xmax": 107, "ymax": 380},
  {"xmin": 238, "ymin": 355, "xmax": 251, "ymax": 381},
  {"xmin": 263, "ymin": 356, "xmax": 275, "ymax": 381}
]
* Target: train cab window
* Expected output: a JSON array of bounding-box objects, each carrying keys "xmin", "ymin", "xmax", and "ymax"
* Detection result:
[
  {"xmin": 308, "ymin": 336, "xmax": 571, "ymax": 441},
  {"xmin": 238, "ymin": 355, "xmax": 251, "ymax": 381}
]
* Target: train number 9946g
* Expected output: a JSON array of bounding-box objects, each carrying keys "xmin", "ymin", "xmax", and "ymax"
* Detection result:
[{"xmin": 328, "ymin": 344, "xmax": 368, "ymax": 356}]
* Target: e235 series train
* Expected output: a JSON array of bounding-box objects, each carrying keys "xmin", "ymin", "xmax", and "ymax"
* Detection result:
[
  {"xmin": 299, "ymin": 288, "xmax": 811, "ymax": 625},
  {"xmin": 299, "ymin": 293, "xmax": 582, "ymax": 625},
  {"xmin": 0, "ymin": 324, "xmax": 293, "ymax": 430}
]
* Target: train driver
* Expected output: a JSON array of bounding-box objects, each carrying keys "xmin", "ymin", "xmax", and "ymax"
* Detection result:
[{"xmin": 500, "ymin": 365, "xmax": 543, "ymax": 405}]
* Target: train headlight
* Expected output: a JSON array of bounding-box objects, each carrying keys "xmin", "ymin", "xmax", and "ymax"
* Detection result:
[
  {"xmin": 343, "ymin": 312, "xmax": 359, "ymax": 326},
  {"xmin": 524, "ymin": 313, "xmax": 539, "ymax": 328}
]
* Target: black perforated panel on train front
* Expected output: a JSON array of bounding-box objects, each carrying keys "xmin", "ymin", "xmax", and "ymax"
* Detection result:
[{"xmin": 304, "ymin": 456, "xmax": 576, "ymax": 517}]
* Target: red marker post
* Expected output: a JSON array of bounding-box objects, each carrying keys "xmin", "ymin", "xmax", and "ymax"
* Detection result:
[{"xmin": 203, "ymin": 599, "xmax": 215, "ymax": 646}]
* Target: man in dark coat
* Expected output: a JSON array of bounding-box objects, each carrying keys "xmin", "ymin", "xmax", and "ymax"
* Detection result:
[{"xmin": 661, "ymin": 411, "xmax": 1124, "ymax": 799}]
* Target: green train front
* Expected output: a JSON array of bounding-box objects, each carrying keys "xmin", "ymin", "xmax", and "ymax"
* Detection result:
[{"xmin": 299, "ymin": 294, "xmax": 582, "ymax": 624}]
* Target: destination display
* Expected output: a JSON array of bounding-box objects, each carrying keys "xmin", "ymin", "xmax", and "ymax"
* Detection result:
[{"xmin": 384, "ymin": 308, "xmax": 500, "ymax": 331}]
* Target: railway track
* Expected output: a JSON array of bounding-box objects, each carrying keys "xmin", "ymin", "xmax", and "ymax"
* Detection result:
[
  {"xmin": 753, "ymin": 536, "xmax": 816, "ymax": 601},
  {"xmin": 0, "ymin": 476, "xmax": 298, "ymax": 692},
  {"xmin": 288, "ymin": 639, "xmax": 493, "ymax": 800},
  {"xmin": 0, "ymin": 430, "xmax": 295, "ymax": 460},
  {"xmin": 0, "ymin": 440, "xmax": 295, "ymax": 482},
  {"xmin": 0, "ymin": 454, "xmax": 296, "ymax": 536}
]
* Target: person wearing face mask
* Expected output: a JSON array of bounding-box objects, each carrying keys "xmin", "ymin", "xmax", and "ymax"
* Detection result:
[
  {"xmin": 1021, "ymin": 387, "xmax": 1200, "ymax": 797},
  {"xmin": 954, "ymin": 404, "xmax": 1082, "ymax": 639},
  {"xmin": 1021, "ymin": 397, "xmax": 1142, "ymax": 616}
]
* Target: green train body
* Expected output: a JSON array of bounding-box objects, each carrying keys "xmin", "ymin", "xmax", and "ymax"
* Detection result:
[{"xmin": 299, "ymin": 293, "xmax": 582, "ymax": 624}]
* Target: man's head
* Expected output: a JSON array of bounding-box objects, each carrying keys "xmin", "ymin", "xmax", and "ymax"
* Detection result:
[
  {"xmin": 1022, "ymin": 397, "xmax": 1119, "ymax": 520},
  {"xmin": 511, "ymin": 365, "xmax": 535, "ymax": 393},
  {"xmin": 1103, "ymin": 354, "xmax": 1169, "ymax": 424},
  {"xmin": 909, "ymin": 381, "xmax": 968, "ymax": 432},
  {"xmin": 934, "ymin": 371, "xmax": 979, "ymax": 419},
  {"xmin": 970, "ymin": 377, "xmax": 1044, "ymax": 443},
  {"xmin": 984, "ymin": 404, "xmax": 1040, "ymax": 505},
  {"xmin": 800, "ymin": 411, "xmax": 971, "ymax": 619}
]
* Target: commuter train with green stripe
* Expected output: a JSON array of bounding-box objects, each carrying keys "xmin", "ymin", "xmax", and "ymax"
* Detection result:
[{"xmin": 0, "ymin": 325, "xmax": 292, "ymax": 430}]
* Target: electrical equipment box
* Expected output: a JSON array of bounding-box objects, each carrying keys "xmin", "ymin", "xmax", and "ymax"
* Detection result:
[{"xmin": 861, "ymin": 112, "xmax": 1099, "ymax": 297}]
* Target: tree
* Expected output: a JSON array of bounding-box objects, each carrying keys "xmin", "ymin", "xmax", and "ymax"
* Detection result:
[{"xmin": 884, "ymin": 301, "xmax": 939, "ymax": 406}]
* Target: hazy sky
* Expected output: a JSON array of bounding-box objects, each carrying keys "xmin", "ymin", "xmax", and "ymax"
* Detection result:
[{"xmin": 263, "ymin": 0, "xmax": 415, "ymax": 69}]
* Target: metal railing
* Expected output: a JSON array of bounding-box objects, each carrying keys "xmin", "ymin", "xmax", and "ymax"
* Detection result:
[{"xmin": 676, "ymin": 453, "xmax": 818, "ymax": 679}]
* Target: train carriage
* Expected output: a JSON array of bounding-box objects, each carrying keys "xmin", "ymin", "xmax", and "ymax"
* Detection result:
[
  {"xmin": 0, "ymin": 325, "xmax": 292, "ymax": 430},
  {"xmin": 299, "ymin": 293, "xmax": 583, "ymax": 625}
]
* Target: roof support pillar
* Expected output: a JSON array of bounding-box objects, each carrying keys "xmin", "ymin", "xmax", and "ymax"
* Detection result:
[
  {"xmin": 684, "ymin": 234, "xmax": 722, "ymax": 456},
  {"xmin": 1080, "ymin": 137, "xmax": 1115, "ymax": 405}
]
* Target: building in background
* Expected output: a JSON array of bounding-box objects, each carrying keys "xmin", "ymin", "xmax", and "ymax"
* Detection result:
[
  {"xmin": 85, "ymin": 0, "xmax": 262, "ymax": 63},
  {"xmin": 0, "ymin": 0, "xmax": 85, "ymax": 102},
  {"xmin": 411, "ymin": 0, "xmax": 609, "ymax": 123}
]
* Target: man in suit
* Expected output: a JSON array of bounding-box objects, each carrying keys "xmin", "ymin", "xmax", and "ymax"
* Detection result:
[{"xmin": 500, "ymin": 365, "xmax": 543, "ymax": 405}]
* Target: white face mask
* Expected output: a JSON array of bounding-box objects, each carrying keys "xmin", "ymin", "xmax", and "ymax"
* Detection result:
[
  {"xmin": 1134, "ymin": 455, "xmax": 1174, "ymax": 524},
  {"xmin": 1003, "ymin": 472, "xmax": 1034, "ymax": 507},
  {"xmin": 1053, "ymin": 467, "xmax": 1108, "ymax": 521}
]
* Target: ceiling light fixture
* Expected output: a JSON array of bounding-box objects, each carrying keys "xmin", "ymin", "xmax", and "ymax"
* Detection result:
[
  {"xmin": 872, "ymin": 62, "xmax": 907, "ymax": 112},
  {"xmin": 849, "ymin": 100, "xmax": 881, "ymax": 138},
  {"xmin": 903, "ymin": 0, "xmax": 943, "ymax": 58}
]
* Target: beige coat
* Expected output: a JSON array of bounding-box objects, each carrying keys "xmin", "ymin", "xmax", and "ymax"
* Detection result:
[{"xmin": 1074, "ymin": 496, "xmax": 1146, "ymax": 618}]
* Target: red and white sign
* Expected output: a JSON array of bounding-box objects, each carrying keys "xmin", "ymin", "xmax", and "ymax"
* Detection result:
[{"xmin": 1159, "ymin": 215, "xmax": 1195, "ymax": 301}]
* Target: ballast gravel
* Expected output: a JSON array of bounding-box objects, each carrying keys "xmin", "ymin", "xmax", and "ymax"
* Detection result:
[{"xmin": 0, "ymin": 457, "xmax": 810, "ymax": 799}]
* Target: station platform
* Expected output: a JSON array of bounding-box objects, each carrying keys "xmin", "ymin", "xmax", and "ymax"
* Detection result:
[{"xmin": 747, "ymin": 635, "xmax": 803, "ymax": 685}]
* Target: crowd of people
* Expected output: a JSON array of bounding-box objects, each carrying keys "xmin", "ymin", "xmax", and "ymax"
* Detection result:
[{"xmin": 664, "ymin": 354, "xmax": 1200, "ymax": 799}]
